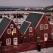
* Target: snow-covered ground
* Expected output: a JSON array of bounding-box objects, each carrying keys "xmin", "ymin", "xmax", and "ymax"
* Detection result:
[{"xmin": 19, "ymin": 47, "xmax": 53, "ymax": 53}]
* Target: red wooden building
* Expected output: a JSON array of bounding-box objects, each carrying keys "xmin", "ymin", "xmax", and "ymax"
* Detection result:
[
  {"xmin": 19, "ymin": 13, "xmax": 53, "ymax": 51},
  {"xmin": 0, "ymin": 17, "xmax": 22, "ymax": 53},
  {"xmin": 0, "ymin": 13, "xmax": 53, "ymax": 53}
]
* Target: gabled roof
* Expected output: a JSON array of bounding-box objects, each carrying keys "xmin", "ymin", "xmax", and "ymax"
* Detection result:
[
  {"xmin": 26, "ymin": 13, "xmax": 43, "ymax": 27},
  {"xmin": 0, "ymin": 17, "xmax": 11, "ymax": 38},
  {"xmin": 19, "ymin": 13, "xmax": 44, "ymax": 34},
  {"xmin": 19, "ymin": 21, "xmax": 31, "ymax": 34}
]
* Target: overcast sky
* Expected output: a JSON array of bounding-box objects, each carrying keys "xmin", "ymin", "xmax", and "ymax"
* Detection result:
[{"xmin": 0, "ymin": 0, "xmax": 53, "ymax": 7}]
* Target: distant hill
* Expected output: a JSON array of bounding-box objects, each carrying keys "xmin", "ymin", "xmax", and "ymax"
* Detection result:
[
  {"xmin": 45, "ymin": 5, "xmax": 53, "ymax": 9},
  {"xmin": 0, "ymin": 6, "xmax": 53, "ymax": 12}
]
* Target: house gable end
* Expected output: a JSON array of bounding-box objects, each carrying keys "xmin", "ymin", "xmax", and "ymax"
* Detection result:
[{"xmin": 5, "ymin": 20, "xmax": 20, "ymax": 36}]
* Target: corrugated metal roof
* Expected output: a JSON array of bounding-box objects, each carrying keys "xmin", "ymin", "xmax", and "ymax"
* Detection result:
[
  {"xmin": 19, "ymin": 13, "xmax": 43, "ymax": 34},
  {"xmin": 26, "ymin": 13, "xmax": 42, "ymax": 28},
  {"xmin": 0, "ymin": 17, "xmax": 11, "ymax": 38},
  {"xmin": 19, "ymin": 21, "xmax": 31, "ymax": 34}
]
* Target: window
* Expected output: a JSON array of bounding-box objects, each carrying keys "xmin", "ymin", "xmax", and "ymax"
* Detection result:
[
  {"xmin": 13, "ymin": 28, "xmax": 16, "ymax": 33},
  {"xmin": 40, "ymin": 24, "xmax": 48, "ymax": 30},
  {"xmin": 10, "ymin": 24, "xmax": 14, "ymax": 29},
  {"xmin": 13, "ymin": 38, "xmax": 18, "ymax": 45},
  {"xmin": 17, "ymin": 24, "xmax": 21, "ymax": 29},
  {"xmin": 6, "ymin": 38, "xmax": 11, "ymax": 45},
  {"xmin": 7, "ymin": 29, "xmax": 11, "ymax": 34},
  {"xmin": 40, "ymin": 24, "xmax": 44, "ymax": 30},
  {"xmin": 29, "ymin": 27, "xmax": 33, "ymax": 32},
  {"xmin": 44, "ymin": 33, "xmax": 48, "ymax": 41},
  {"xmin": 44, "ymin": 24, "xmax": 48, "ymax": 30},
  {"xmin": 12, "ymin": 28, "xmax": 16, "ymax": 35}
]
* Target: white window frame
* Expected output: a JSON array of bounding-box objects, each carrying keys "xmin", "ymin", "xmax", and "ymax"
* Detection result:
[
  {"xmin": 12, "ymin": 28, "xmax": 16, "ymax": 35},
  {"xmin": 13, "ymin": 28, "xmax": 16, "ymax": 33},
  {"xmin": 17, "ymin": 24, "xmax": 21, "ymax": 29},
  {"xmin": 44, "ymin": 33, "xmax": 48, "ymax": 41},
  {"xmin": 44, "ymin": 24, "xmax": 48, "ymax": 30},
  {"xmin": 29, "ymin": 27, "xmax": 33, "ymax": 32},
  {"xmin": 7, "ymin": 28, "xmax": 11, "ymax": 34},
  {"xmin": 40, "ymin": 24, "xmax": 44, "ymax": 30},
  {"xmin": 10, "ymin": 24, "xmax": 14, "ymax": 29},
  {"xmin": 13, "ymin": 38, "xmax": 18, "ymax": 45},
  {"xmin": 6, "ymin": 38, "xmax": 11, "ymax": 46}
]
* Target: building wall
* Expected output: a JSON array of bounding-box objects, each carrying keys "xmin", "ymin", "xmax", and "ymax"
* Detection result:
[
  {"xmin": 1, "ymin": 21, "xmax": 21, "ymax": 46},
  {"xmin": 35, "ymin": 15, "xmax": 53, "ymax": 48}
]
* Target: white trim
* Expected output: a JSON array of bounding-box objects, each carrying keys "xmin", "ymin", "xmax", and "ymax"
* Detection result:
[
  {"xmin": 44, "ymin": 24, "xmax": 48, "ymax": 30},
  {"xmin": 44, "ymin": 33, "xmax": 48, "ymax": 41},
  {"xmin": 40, "ymin": 24, "xmax": 44, "ymax": 30},
  {"xmin": 12, "ymin": 28, "xmax": 16, "ymax": 35},
  {"xmin": 24, "ymin": 21, "xmax": 31, "ymax": 34},
  {"xmin": 13, "ymin": 37, "xmax": 18, "ymax": 45},
  {"xmin": 29, "ymin": 27, "xmax": 33, "ymax": 32},
  {"xmin": 6, "ymin": 38, "xmax": 11, "ymax": 46},
  {"xmin": 0, "ymin": 20, "xmax": 12, "ymax": 38},
  {"xmin": 10, "ymin": 24, "xmax": 14, "ymax": 29},
  {"xmin": 25, "ymin": 21, "xmax": 31, "ymax": 24},
  {"xmin": 31, "ymin": 12, "xmax": 45, "ymax": 14},
  {"xmin": 7, "ymin": 28, "xmax": 11, "ymax": 34},
  {"xmin": 0, "ymin": 11, "xmax": 44, "ymax": 15},
  {"xmin": 35, "ymin": 14, "xmax": 44, "ymax": 29}
]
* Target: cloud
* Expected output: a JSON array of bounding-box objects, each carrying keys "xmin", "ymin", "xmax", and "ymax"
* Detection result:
[{"xmin": 0, "ymin": 0, "xmax": 53, "ymax": 7}]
